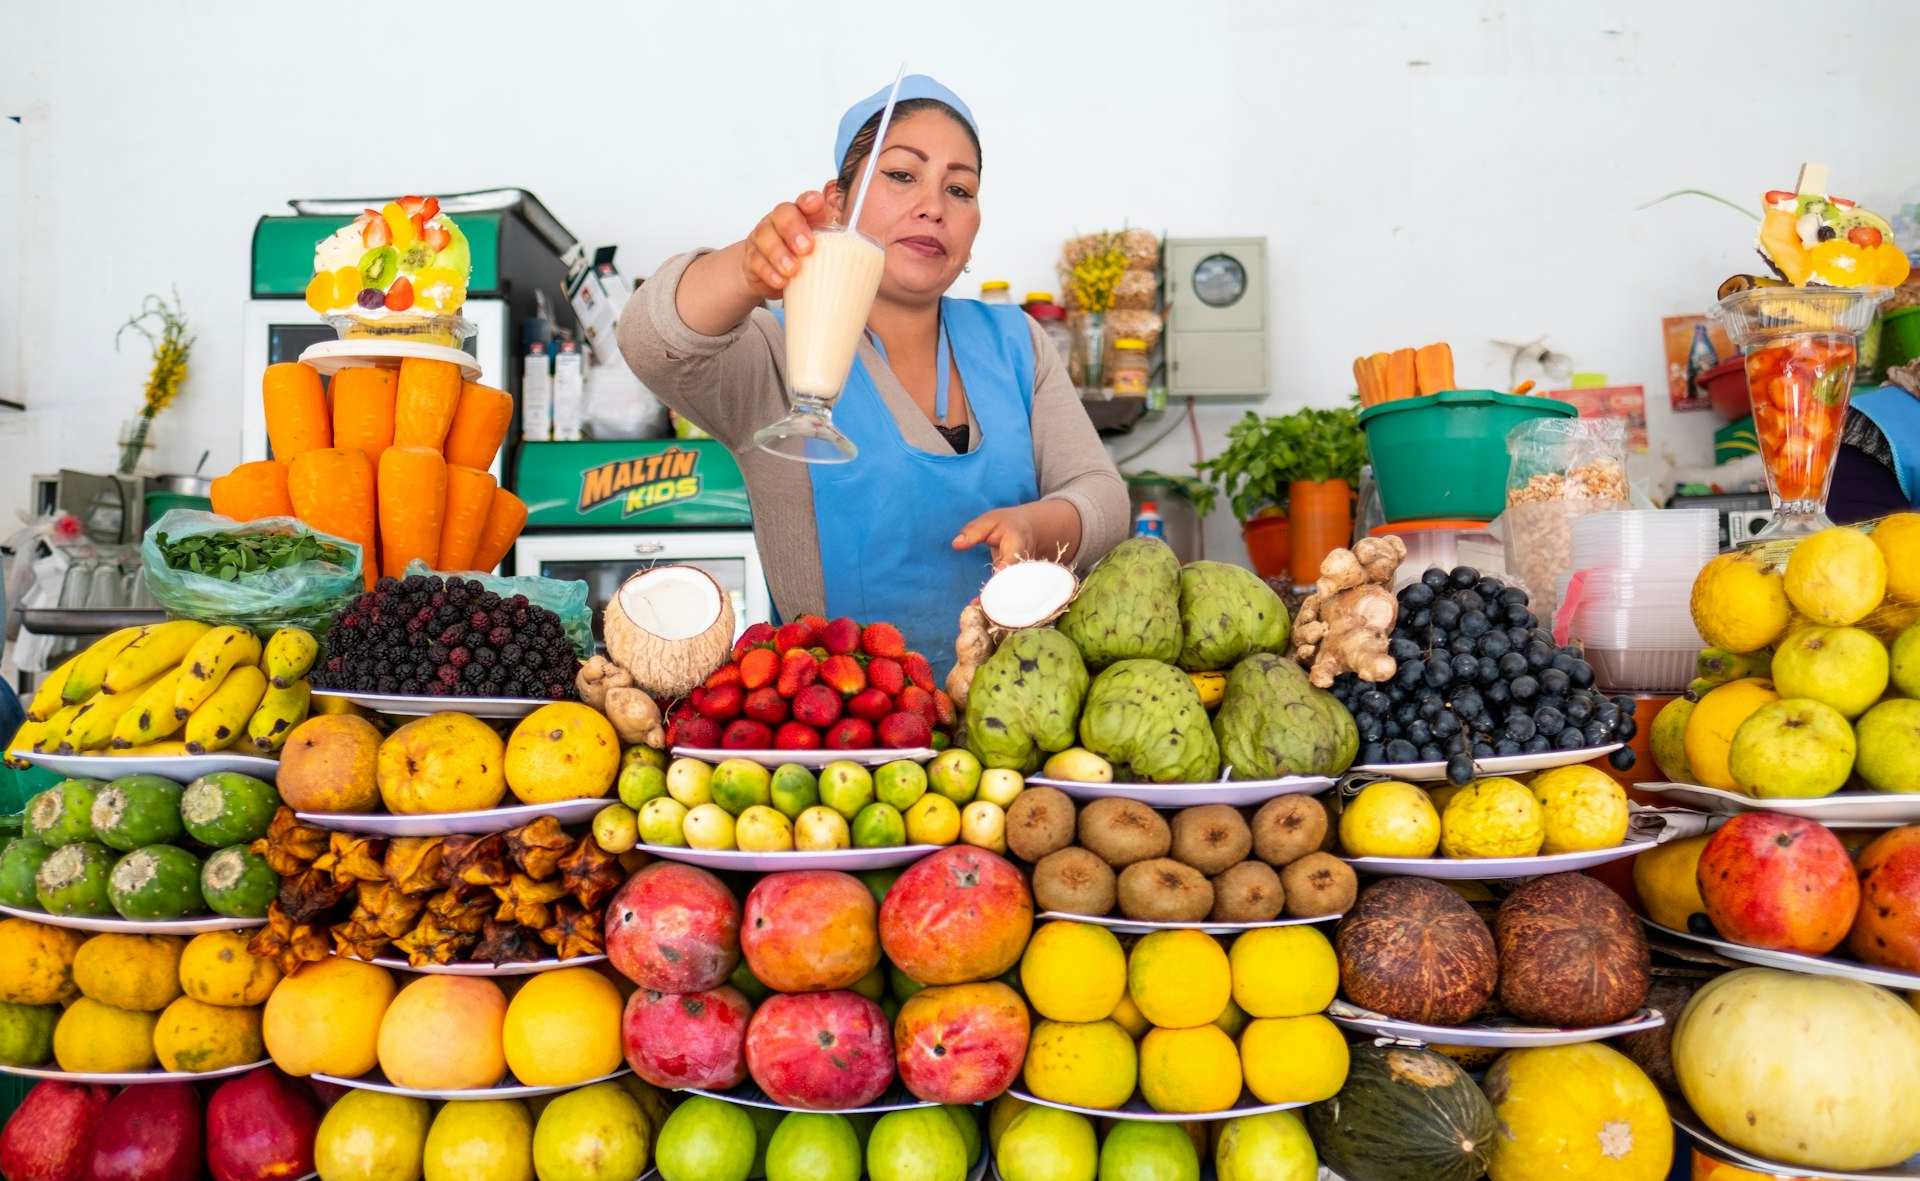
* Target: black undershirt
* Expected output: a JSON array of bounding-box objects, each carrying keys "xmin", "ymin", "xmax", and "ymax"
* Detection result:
[{"xmin": 936, "ymin": 423, "xmax": 970, "ymax": 454}]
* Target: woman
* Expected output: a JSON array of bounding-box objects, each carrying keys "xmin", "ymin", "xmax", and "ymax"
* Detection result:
[{"xmin": 620, "ymin": 76, "xmax": 1127, "ymax": 673}]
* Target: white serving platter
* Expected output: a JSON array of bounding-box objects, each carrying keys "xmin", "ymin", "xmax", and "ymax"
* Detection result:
[
  {"xmin": 685, "ymin": 1080, "xmax": 935, "ymax": 1114},
  {"xmin": 1038, "ymin": 910, "xmax": 1341, "ymax": 936},
  {"xmin": 8, "ymin": 748, "xmax": 279, "ymax": 782},
  {"xmin": 310, "ymin": 689, "xmax": 550, "ymax": 719},
  {"xmin": 1325, "ymin": 1000, "xmax": 1666, "ymax": 1048},
  {"xmin": 313, "ymin": 1066, "xmax": 629, "ymax": 1101},
  {"xmin": 297, "ymin": 795, "xmax": 607, "ymax": 837},
  {"xmin": 1024, "ymin": 774, "xmax": 1335, "ymax": 808},
  {"xmin": 672, "ymin": 747, "xmax": 937, "ymax": 769},
  {"xmin": 1353, "ymin": 744, "xmax": 1623, "ymax": 783},
  {"xmin": 1340, "ymin": 832, "xmax": 1655, "ymax": 879},
  {"xmin": 0, "ymin": 902, "xmax": 264, "ymax": 936},
  {"xmin": 1643, "ymin": 919, "xmax": 1920, "ymax": 991},
  {"xmin": 1637, "ymin": 781, "xmax": 1920, "ymax": 825},
  {"xmin": 298, "ymin": 339, "xmax": 482, "ymax": 380},
  {"xmin": 1006, "ymin": 1087, "xmax": 1305, "ymax": 1123},
  {"xmin": 0, "ymin": 1059, "xmax": 270, "ymax": 1085},
  {"xmin": 641, "ymin": 845, "xmax": 943, "ymax": 872},
  {"xmin": 364, "ymin": 953, "xmax": 607, "ymax": 976},
  {"xmin": 1669, "ymin": 1094, "xmax": 1920, "ymax": 1180}
]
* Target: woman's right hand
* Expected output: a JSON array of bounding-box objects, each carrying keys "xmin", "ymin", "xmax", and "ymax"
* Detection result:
[{"xmin": 742, "ymin": 191, "xmax": 832, "ymax": 298}]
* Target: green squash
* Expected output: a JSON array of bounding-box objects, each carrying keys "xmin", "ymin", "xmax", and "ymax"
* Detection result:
[{"xmin": 1306, "ymin": 1043, "xmax": 1495, "ymax": 1181}]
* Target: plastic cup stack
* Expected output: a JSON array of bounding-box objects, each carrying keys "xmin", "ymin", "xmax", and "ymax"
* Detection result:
[{"xmin": 1559, "ymin": 509, "xmax": 1721, "ymax": 692}]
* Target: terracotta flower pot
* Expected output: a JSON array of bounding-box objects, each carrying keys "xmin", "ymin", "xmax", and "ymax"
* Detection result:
[
  {"xmin": 1240, "ymin": 514, "xmax": 1291, "ymax": 582},
  {"xmin": 1288, "ymin": 479, "xmax": 1353, "ymax": 583}
]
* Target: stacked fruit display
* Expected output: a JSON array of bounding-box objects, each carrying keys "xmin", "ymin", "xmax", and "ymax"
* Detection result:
[
  {"xmin": 311, "ymin": 575, "xmax": 580, "ymax": 701},
  {"xmin": 11, "ymin": 623, "xmax": 318, "ymax": 761},
  {"xmin": 1337, "ymin": 765, "xmax": 1632, "ymax": 862},
  {"xmin": 1, "ymin": 771, "xmax": 281, "ymax": 920},
  {"xmin": 650, "ymin": 1096, "xmax": 984, "ymax": 1181},
  {"xmin": 993, "ymin": 1097, "xmax": 1317, "ymax": 1181}
]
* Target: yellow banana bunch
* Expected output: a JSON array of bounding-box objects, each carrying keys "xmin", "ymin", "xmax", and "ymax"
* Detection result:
[
  {"xmin": 65, "ymin": 626, "xmax": 148, "ymax": 703},
  {"xmin": 184, "ymin": 665, "xmax": 267, "ymax": 755},
  {"xmin": 112, "ymin": 668, "xmax": 190, "ymax": 749},
  {"xmin": 27, "ymin": 704, "xmax": 85, "ymax": 751},
  {"xmin": 61, "ymin": 670, "xmax": 170, "ymax": 752},
  {"xmin": 173, "ymin": 626, "xmax": 263, "ymax": 718},
  {"xmin": 103, "ymin": 621, "xmax": 213, "ymax": 695},
  {"xmin": 264, "ymin": 628, "xmax": 319, "ymax": 689},
  {"xmin": 26, "ymin": 653, "xmax": 82, "ymax": 722},
  {"xmin": 247, "ymin": 681, "xmax": 311, "ymax": 753},
  {"xmin": 107, "ymin": 741, "xmax": 190, "ymax": 758}
]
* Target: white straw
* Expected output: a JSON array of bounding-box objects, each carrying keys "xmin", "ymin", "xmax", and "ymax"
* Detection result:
[{"xmin": 845, "ymin": 63, "xmax": 907, "ymax": 232}]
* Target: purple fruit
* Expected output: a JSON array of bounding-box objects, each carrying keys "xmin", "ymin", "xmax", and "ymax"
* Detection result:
[{"xmin": 355, "ymin": 288, "xmax": 385, "ymax": 309}]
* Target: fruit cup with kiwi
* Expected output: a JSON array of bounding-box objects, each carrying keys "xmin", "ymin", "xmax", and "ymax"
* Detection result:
[{"xmin": 304, "ymin": 195, "xmax": 473, "ymax": 346}]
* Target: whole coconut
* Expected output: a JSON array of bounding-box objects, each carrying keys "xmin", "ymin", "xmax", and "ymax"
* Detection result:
[
  {"xmin": 1335, "ymin": 877, "xmax": 1497, "ymax": 1026},
  {"xmin": 1494, "ymin": 873, "xmax": 1649, "ymax": 1027}
]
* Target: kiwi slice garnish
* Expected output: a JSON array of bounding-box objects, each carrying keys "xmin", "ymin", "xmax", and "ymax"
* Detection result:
[
  {"xmin": 400, "ymin": 241, "xmax": 435, "ymax": 271},
  {"xmin": 358, "ymin": 246, "xmax": 400, "ymax": 288}
]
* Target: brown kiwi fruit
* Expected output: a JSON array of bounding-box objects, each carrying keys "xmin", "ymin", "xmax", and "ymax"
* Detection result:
[
  {"xmin": 1278, "ymin": 851, "xmax": 1356, "ymax": 917},
  {"xmin": 1031, "ymin": 847, "xmax": 1117, "ymax": 916},
  {"xmin": 1116, "ymin": 858, "xmax": 1214, "ymax": 922},
  {"xmin": 1078, "ymin": 798, "xmax": 1172, "ymax": 868},
  {"xmin": 1006, "ymin": 787, "xmax": 1077, "ymax": 863},
  {"xmin": 1251, "ymin": 795, "xmax": 1330, "ymax": 866},
  {"xmin": 1168, "ymin": 804, "xmax": 1252, "ymax": 875},
  {"xmin": 1209, "ymin": 860, "xmax": 1285, "ymax": 921}
]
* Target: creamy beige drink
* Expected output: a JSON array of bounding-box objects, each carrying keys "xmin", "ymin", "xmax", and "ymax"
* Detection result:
[{"xmin": 784, "ymin": 227, "xmax": 886, "ymax": 400}]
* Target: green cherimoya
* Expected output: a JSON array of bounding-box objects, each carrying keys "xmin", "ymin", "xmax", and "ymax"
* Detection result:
[
  {"xmin": 963, "ymin": 628, "xmax": 1090, "ymax": 773},
  {"xmin": 1057, "ymin": 537, "xmax": 1181, "ymax": 668},
  {"xmin": 1177, "ymin": 561, "xmax": 1291, "ymax": 672},
  {"xmin": 1078, "ymin": 660, "xmax": 1221, "ymax": 783},
  {"xmin": 1213, "ymin": 653, "xmax": 1359, "ymax": 779}
]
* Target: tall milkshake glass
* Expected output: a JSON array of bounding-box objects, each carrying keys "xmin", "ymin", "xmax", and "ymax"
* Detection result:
[{"xmin": 756, "ymin": 226, "xmax": 887, "ymax": 463}]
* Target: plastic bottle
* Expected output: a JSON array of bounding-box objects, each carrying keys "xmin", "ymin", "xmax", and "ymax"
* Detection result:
[
  {"xmin": 1132, "ymin": 501, "xmax": 1165, "ymax": 540},
  {"xmin": 979, "ymin": 280, "xmax": 1012, "ymax": 305}
]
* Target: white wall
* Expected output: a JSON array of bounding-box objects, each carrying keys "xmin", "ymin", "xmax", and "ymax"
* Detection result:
[{"xmin": 4, "ymin": 0, "xmax": 1916, "ymax": 565}]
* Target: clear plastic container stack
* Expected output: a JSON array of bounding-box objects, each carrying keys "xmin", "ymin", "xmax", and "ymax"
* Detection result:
[{"xmin": 1560, "ymin": 510, "xmax": 1720, "ymax": 692}]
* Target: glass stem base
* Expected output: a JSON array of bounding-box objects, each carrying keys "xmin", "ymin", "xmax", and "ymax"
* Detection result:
[{"xmin": 754, "ymin": 393, "xmax": 858, "ymax": 464}]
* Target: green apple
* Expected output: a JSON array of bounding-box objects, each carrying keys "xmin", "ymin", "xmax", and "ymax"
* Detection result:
[
  {"xmin": 976, "ymin": 768, "xmax": 1024, "ymax": 808},
  {"xmin": 851, "ymin": 802, "xmax": 906, "ymax": 848},
  {"xmin": 621, "ymin": 745, "xmax": 668, "ymax": 772},
  {"xmin": 819, "ymin": 762, "xmax": 876, "ymax": 821},
  {"xmin": 926, "ymin": 749, "xmax": 983, "ymax": 806},
  {"xmin": 617, "ymin": 764, "xmax": 668, "ymax": 810},
  {"xmin": 1771, "ymin": 625, "xmax": 1890, "ymax": 719},
  {"xmin": 867, "ymin": 1108, "xmax": 967, "ymax": 1181},
  {"xmin": 997, "ymin": 1107, "xmax": 1096, "ymax": 1181},
  {"xmin": 874, "ymin": 760, "xmax": 928, "ymax": 812},
  {"xmin": 710, "ymin": 758, "xmax": 772, "ymax": 816},
  {"xmin": 1728, "ymin": 698, "xmax": 1857, "ymax": 798},
  {"xmin": 1893, "ymin": 621, "xmax": 1920, "ymax": 698},
  {"xmin": 638, "ymin": 797, "xmax": 690, "ymax": 847},
  {"xmin": 1855, "ymin": 698, "xmax": 1920, "ymax": 793},
  {"xmin": 765, "ymin": 1112, "xmax": 862, "ymax": 1181},
  {"xmin": 770, "ymin": 764, "xmax": 820, "ymax": 819},
  {"xmin": 666, "ymin": 758, "xmax": 714, "ymax": 808},
  {"xmin": 655, "ymin": 1098, "xmax": 756, "ymax": 1181},
  {"xmin": 1214, "ymin": 1111, "xmax": 1317, "ymax": 1181},
  {"xmin": 1098, "ymin": 1120, "xmax": 1197, "ymax": 1181}
]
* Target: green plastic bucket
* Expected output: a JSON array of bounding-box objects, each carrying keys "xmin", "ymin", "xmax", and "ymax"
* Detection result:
[
  {"xmin": 1359, "ymin": 390, "xmax": 1576, "ymax": 523},
  {"xmin": 1884, "ymin": 306, "xmax": 1920, "ymax": 370},
  {"xmin": 144, "ymin": 492, "xmax": 211, "ymax": 526}
]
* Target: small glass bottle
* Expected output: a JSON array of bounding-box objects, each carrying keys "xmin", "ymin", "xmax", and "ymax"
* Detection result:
[
  {"xmin": 978, "ymin": 280, "xmax": 1012, "ymax": 305},
  {"xmin": 1112, "ymin": 338, "xmax": 1150, "ymax": 396},
  {"xmin": 1028, "ymin": 303, "xmax": 1073, "ymax": 374}
]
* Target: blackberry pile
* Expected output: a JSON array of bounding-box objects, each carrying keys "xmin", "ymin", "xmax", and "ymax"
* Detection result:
[
  {"xmin": 1331, "ymin": 565, "xmax": 1638, "ymax": 786},
  {"xmin": 312, "ymin": 575, "xmax": 579, "ymax": 700}
]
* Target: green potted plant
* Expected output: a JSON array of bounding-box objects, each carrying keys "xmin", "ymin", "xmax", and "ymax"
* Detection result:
[{"xmin": 1194, "ymin": 406, "xmax": 1366, "ymax": 582}]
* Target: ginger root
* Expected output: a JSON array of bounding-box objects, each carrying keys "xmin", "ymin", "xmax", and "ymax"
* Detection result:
[
  {"xmin": 604, "ymin": 687, "xmax": 665, "ymax": 748},
  {"xmin": 945, "ymin": 600, "xmax": 998, "ymax": 711},
  {"xmin": 1293, "ymin": 535, "xmax": 1407, "ymax": 688},
  {"xmin": 575, "ymin": 655, "xmax": 634, "ymax": 711}
]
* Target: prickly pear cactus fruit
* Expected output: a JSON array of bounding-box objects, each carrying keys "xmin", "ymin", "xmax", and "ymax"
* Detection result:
[
  {"xmin": 963, "ymin": 628, "xmax": 1090, "ymax": 774},
  {"xmin": 1058, "ymin": 538, "xmax": 1182, "ymax": 668},
  {"xmin": 1213, "ymin": 653, "xmax": 1359, "ymax": 779},
  {"xmin": 1078, "ymin": 659, "xmax": 1220, "ymax": 783},
  {"xmin": 1176, "ymin": 561, "xmax": 1291, "ymax": 672}
]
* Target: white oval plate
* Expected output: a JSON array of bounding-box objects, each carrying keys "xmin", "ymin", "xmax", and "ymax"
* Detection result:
[
  {"xmin": 1644, "ymin": 919, "xmax": 1920, "ymax": 991},
  {"xmin": 640, "ymin": 845, "xmax": 944, "ymax": 872},
  {"xmin": 1637, "ymin": 781, "xmax": 1920, "ymax": 825},
  {"xmin": 1341, "ymin": 832, "xmax": 1654, "ymax": 879},
  {"xmin": 1325, "ymin": 1000, "xmax": 1665, "ymax": 1048},
  {"xmin": 1353, "ymin": 744, "xmax": 1623, "ymax": 784},
  {"xmin": 686, "ymin": 1080, "xmax": 935, "ymax": 1114},
  {"xmin": 1025, "ymin": 775, "xmax": 1335, "ymax": 808},
  {"xmin": 8, "ymin": 748, "xmax": 280, "ymax": 783},
  {"xmin": 1006, "ymin": 1087, "xmax": 1305, "ymax": 1123},
  {"xmin": 310, "ymin": 689, "xmax": 552, "ymax": 720},
  {"xmin": 299, "ymin": 339, "xmax": 482, "ymax": 380},
  {"xmin": 365, "ymin": 953, "xmax": 607, "ymax": 976},
  {"xmin": 0, "ymin": 902, "xmax": 265, "ymax": 935},
  {"xmin": 0, "ymin": 1059, "xmax": 271, "ymax": 1085},
  {"xmin": 313, "ymin": 1066, "xmax": 629, "ymax": 1101},
  {"xmin": 672, "ymin": 747, "xmax": 937, "ymax": 770},
  {"xmin": 1038, "ymin": 910, "xmax": 1342, "ymax": 935},
  {"xmin": 297, "ymin": 795, "xmax": 608, "ymax": 837},
  {"xmin": 1668, "ymin": 1094, "xmax": 1920, "ymax": 1180}
]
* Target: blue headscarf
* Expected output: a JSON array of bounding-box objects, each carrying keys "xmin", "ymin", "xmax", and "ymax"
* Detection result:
[{"xmin": 833, "ymin": 75, "xmax": 978, "ymax": 173}]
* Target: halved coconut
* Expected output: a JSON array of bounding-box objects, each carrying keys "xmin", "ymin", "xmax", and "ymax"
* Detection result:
[
  {"xmin": 978, "ymin": 558, "xmax": 1080, "ymax": 630},
  {"xmin": 605, "ymin": 565, "xmax": 736, "ymax": 698}
]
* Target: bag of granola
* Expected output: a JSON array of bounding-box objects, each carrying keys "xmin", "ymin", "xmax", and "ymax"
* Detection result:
[{"xmin": 1499, "ymin": 419, "xmax": 1630, "ymax": 620}]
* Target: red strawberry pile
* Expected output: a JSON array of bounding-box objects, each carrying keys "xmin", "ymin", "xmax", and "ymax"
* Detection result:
[{"xmin": 666, "ymin": 617, "xmax": 957, "ymax": 751}]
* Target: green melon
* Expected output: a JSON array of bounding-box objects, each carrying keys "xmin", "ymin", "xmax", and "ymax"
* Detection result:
[
  {"xmin": 1305, "ymin": 1043, "xmax": 1495, "ymax": 1181},
  {"xmin": 91, "ymin": 775, "xmax": 186, "ymax": 852}
]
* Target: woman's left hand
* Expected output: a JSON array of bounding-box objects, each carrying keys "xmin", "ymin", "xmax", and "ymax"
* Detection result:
[{"xmin": 952, "ymin": 500, "xmax": 1084, "ymax": 568}]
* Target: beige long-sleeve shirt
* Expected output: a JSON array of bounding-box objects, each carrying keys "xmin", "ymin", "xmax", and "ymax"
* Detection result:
[{"xmin": 618, "ymin": 250, "xmax": 1129, "ymax": 623}]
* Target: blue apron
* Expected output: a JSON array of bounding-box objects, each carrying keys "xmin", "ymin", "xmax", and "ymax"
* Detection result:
[
  {"xmin": 1853, "ymin": 388, "xmax": 1920, "ymax": 506},
  {"xmin": 779, "ymin": 298, "xmax": 1039, "ymax": 679}
]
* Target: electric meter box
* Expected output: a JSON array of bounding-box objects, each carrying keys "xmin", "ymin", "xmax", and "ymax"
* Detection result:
[{"xmin": 1164, "ymin": 237, "xmax": 1269, "ymax": 397}]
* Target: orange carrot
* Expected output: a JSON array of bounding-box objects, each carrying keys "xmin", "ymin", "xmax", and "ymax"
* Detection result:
[
  {"xmin": 436, "ymin": 465, "xmax": 498, "ymax": 573},
  {"xmin": 209, "ymin": 461, "xmax": 293, "ymax": 522},
  {"xmin": 443, "ymin": 382, "xmax": 514, "ymax": 471},
  {"xmin": 393, "ymin": 359, "xmax": 464, "ymax": 450},
  {"xmin": 1386, "ymin": 349, "xmax": 1417, "ymax": 400},
  {"xmin": 1415, "ymin": 343, "xmax": 1456, "ymax": 396},
  {"xmin": 1352, "ymin": 358, "xmax": 1376, "ymax": 407},
  {"xmin": 288, "ymin": 448, "xmax": 377, "ymax": 588},
  {"xmin": 469, "ymin": 489, "xmax": 529, "ymax": 574},
  {"xmin": 263, "ymin": 363, "xmax": 331, "ymax": 460},
  {"xmin": 331, "ymin": 367, "xmax": 397, "ymax": 468},
  {"xmin": 1511, "ymin": 379, "xmax": 1538, "ymax": 397},
  {"xmin": 376, "ymin": 446, "xmax": 448, "ymax": 578},
  {"xmin": 1364, "ymin": 353, "xmax": 1392, "ymax": 403}
]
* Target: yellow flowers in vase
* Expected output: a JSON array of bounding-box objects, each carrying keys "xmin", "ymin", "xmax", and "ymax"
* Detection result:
[{"xmin": 116, "ymin": 289, "xmax": 194, "ymax": 476}]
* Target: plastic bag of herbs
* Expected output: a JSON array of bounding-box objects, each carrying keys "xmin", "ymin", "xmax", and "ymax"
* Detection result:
[{"xmin": 141, "ymin": 510, "xmax": 364, "ymax": 633}]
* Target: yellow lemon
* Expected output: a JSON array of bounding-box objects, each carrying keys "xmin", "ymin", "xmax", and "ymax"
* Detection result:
[
  {"xmin": 502, "ymin": 967, "xmax": 624, "ymax": 1087},
  {"xmin": 1682, "ymin": 678, "xmax": 1780, "ymax": 791},
  {"xmin": 904, "ymin": 794, "xmax": 962, "ymax": 846},
  {"xmin": 1227, "ymin": 926, "xmax": 1337, "ymax": 1018},
  {"xmin": 1528, "ymin": 765, "xmax": 1630, "ymax": 854},
  {"xmin": 1338, "ymin": 781, "xmax": 1440, "ymax": 858},
  {"xmin": 1440, "ymin": 777, "xmax": 1544, "ymax": 859},
  {"xmin": 1108, "ymin": 992, "xmax": 1150, "ymax": 1040},
  {"xmin": 1239, "ymin": 1015, "xmax": 1350, "ymax": 1105},
  {"xmin": 1128, "ymin": 930, "xmax": 1231, "ymax": 1029},
  {"xmin": 1631, "ymin": 834, "xmax": 1710, "ymax": 932},
  {"xmin": 53, "ymin": 999, "xmax": 159, "ymax": 1073},
  {"xmin": 1874, "ymin": 513, "xmax": 1920, "ymax": 605},
  {"xmin": 1138, "ymin": 1025, "xmax": 1241, "ymax": 1114},
  {"xmin": 1021, "ymin": 1019, "xmax": 1137, "ymax": 1110},
  {"xmin": 1021, "ymin": 921, "xmax": 1126, "ymax": 1023},
  {"xmin": 1691, "ymin": 552, "xmax": 1790, "ymax": 654},
  {"xmin": 1785, "ymin": 526, "xmax": 1887, "ymax": 626}
]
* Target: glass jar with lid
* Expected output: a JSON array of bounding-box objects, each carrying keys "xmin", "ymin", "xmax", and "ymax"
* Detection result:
[
  {"xmin": 1026, "ymin": 302, "xmax": 1073, "ymax": 372},
  {"xmin": 1112, "ymin": 338, "xmax": 1150, "ymax": 396},
  {"xmin": 978, "ymin": 280, "xmax": 1012, "ymax": 305}
]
